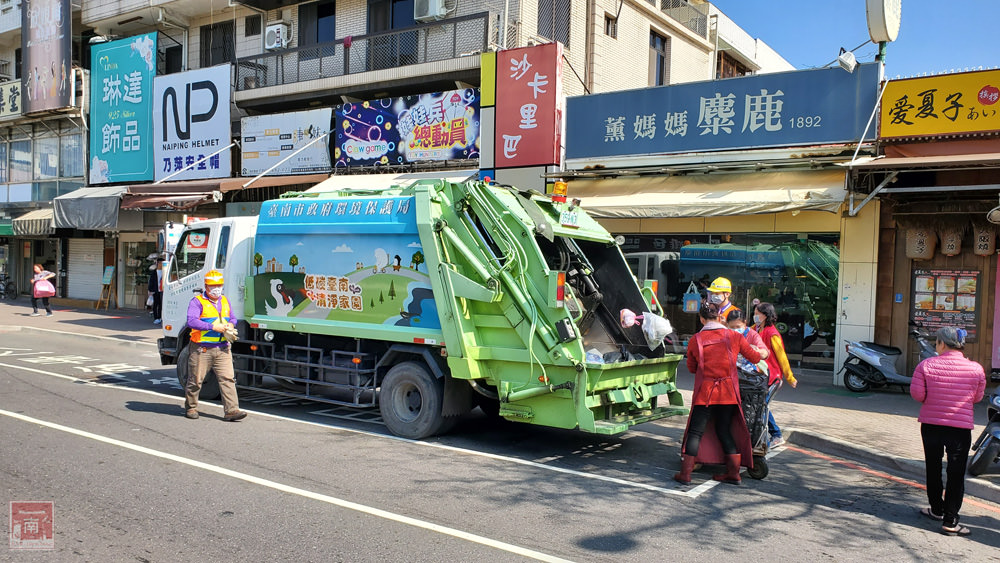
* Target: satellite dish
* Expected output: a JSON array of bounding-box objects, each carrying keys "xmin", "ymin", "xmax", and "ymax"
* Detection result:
[
  {"xmin": 866, "ymin": 0, "xmax": 902, "ymax": 43},
  {"xmin": 988, "ymin": 205, "xmax": 1000, "ymax": 225}
]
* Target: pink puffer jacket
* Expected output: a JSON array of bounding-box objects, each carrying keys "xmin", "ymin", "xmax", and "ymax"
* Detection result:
[{"xmin": 910, "ymin": 350, "xmax": 986, "ymax": 429}]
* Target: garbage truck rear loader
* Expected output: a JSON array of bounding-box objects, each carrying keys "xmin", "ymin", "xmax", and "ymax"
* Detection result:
[{"xmin": 158, "ymin": 180, "xmax": 685, "ymax": 439}]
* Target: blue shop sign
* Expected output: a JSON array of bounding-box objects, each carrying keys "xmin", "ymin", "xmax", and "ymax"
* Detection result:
[{"xmin": 566, "ymin": 63, "xmax": 879, "ymax": 160}]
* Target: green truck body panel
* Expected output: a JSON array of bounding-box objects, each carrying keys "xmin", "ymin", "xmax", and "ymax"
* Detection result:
[{"xmin": 246, "ymin": 179, "xmax": 685, "ymax": 434}]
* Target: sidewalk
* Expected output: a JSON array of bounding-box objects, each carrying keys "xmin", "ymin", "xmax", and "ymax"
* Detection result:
[{"xmin": 1, "ymin": 298, "xmax": 998, "ymax": 503}]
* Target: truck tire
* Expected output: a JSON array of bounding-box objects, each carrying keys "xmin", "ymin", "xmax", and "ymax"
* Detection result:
[
  {"xmin": 379, "ymin": 362, "xmax": 446, "ymax": 439},
  {"xmin": 176, "ymin": 344, "xmax": 221, "ymax": 400}
]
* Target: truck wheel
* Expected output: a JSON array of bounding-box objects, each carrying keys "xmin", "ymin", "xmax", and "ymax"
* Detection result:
[
  {"xmin": 379, "ymin": 362, "xmax": 446, "ymax": 439},
  {"xmin": 968, "ymin": 434, "xmax": 999, "ymax": 476},
  {"xmin": 176, "ymin": 344, "xmax": 221, "ymax": 400}
]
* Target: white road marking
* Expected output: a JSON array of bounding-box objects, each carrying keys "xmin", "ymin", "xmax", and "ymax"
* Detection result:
[
  {"xmin": 0, "ymin": 361, "xmax": 756, "ymax": 498},
  {"xmin": 0, "ymin": 325, "xmax": 158, "ymax": 346},
  {"xmin": 0, "ymin": 408, "xmax": 575, "ymax": 563}
]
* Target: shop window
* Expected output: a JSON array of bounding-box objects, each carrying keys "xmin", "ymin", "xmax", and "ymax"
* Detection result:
[
  {"xmin": 34, "ymin": 182, "xmax": 59, "ymax": 201},
  {"xmin": 9, "ymin": 139, "xmax": 31, "ymax": 182},
  {"xmin": 60, "ymin": 134, "xmax": 83, "ymax": 177},
  {"xmin": 620, "ymin": 233, "xmax": 840, "ymax": 370},
  {"xmin": 34, "ymin": 136, "xmax": 59, "ymax": 179}
]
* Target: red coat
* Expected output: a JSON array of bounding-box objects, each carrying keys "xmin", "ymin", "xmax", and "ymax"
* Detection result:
[{"xmin": 683, "ymin": 322, "xmax": 762, "ymax": 467}]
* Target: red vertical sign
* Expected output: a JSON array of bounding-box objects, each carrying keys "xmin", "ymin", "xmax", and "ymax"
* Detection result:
[{"xmin": 494, "ymin": 42, "xmax": 563, "ymax": 168}]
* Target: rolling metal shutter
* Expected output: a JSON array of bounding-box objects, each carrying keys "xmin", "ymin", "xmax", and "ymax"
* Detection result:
[{"xmin": 66, "ymin": 239, "xmax": 104, "ymax": 300}]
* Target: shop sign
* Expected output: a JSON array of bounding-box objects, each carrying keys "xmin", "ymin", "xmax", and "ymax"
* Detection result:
[
  {"xmin": 21, "ymin": 0, "xmax": 73, "ymax": 114},
  {"xmin": 881, "ymin": 69, "xmax": 1000, "ymax": 139},
  {"xmin": 566, "ymin": 63, "xmax": 880, "ymax": 160},
  {"xmin": 241, "ymin": 108, "xmax": 332, "ymax": 176},
  {"xmin": 994, "ymin": 259, "xmax": 1000, "ymax": 370},
  {"xmin": 153, "ymin": 65, "xmax": 231, "ymax": 181},
  {"xmin": 494, "ymin": 42, "xmax": 563, "ymax": 168},
  {"xmin": 911, "ymin": 268, "xmax": 980, "ymax": 341},
  {"xmin": 334, "ymin": 89, "xmax": 480, "ymax": 167},
  {"xmin": 88, "ymin": 33, "xmax": 157, "ymax": 184},
  {"xmin": 0, "ymin": 80, "xmax": 22, "ymax": 119}
]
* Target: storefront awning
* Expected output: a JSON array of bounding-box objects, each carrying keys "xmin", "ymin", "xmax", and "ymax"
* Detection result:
[
  {"xmin": 306, "ymin": 170, "xmax": 478, "ymax": 193},
  {"xmin": 118, "ymin": 174, "xmax": 333, "ymax": 209},
  {"xmin": 848, "ymin": 153, "xmax": 1000, "ymax": 170},
  {"xmin": 121, "ymin": 191, "xmax": 221, "ymax": 210},
  {"xmin": 53, "ymin": 186, "xmax": 128, "ymax": 230},
  {"xmin": 567, "ymin": 169, "xmax": 848, "ymax": 218},
  {"xmin": 0, "ymin": 221, "xmax": 12, "ymax": 236},
  {"xmin": 13, "ymin": 208, "xmax": 54, "ymax": 236}
]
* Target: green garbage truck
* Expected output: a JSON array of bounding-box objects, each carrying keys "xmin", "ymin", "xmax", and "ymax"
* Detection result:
[{"xmin": 158, "ymin": 179, "xmax": 685, "ymax": 439}]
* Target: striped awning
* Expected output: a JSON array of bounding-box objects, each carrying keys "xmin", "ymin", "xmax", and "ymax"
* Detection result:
[{"xmin": 13, "ymin": 208, "xmax": 54, "ymax": 236}]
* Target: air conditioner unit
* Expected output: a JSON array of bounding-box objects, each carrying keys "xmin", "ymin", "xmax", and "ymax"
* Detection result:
[
  {"xmin": 414, "ymin": 0, "xmax": 447, "ymax": 22},
  {"xmin": 264, "ymin": 22, "xmax": 290, "ymax": 50}
]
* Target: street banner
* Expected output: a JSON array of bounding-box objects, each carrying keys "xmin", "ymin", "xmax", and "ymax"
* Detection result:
[
  {"xmin": 89, "ymin": 33, "xmax": 157, "ymax": 184},
  {"xmin": 334, "ymin": 89, "xmax": 480, "ymax": 167},
  {"xmin": 880, "ymin": 69, "xmax": 1000, "ymax": 139},
  {"xmin": 566, "ymin": 63, "xmax": 880, "ymax": 161},
  {"xmin": 494, "ymin": 42, "xmax": 563, "ymax": 168},
  {"xmin": 153, "ymin": 65, "xmax": 231, "ymax": 181},
  {"xmin": 21, "ymin": 0, "xmax": 73, "ymax": 114},
  {"xmin": 241, "ymin": 108, "xmax": 332, "ymax": 176},
  {"xmin": 0, "ymin": 80, "xmax": 22, "ymax": 119}
]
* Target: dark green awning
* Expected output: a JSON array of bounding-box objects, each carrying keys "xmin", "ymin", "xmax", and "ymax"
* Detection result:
[{"xmin": 0, "ymin": 221, "xmax": 13, "ymax": 236}]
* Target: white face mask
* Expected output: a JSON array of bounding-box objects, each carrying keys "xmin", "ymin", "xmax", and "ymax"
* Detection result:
[
  {"xmin": 708, "ymin": 293, "xmax": 724, "ymax": 305},
  {"xmin": 753, "ymin": 314, "xmax": 763, "ymax": 325},
  {"xmin": 206, "ymin": 286, "xmax": 223, "ymax": 299}
]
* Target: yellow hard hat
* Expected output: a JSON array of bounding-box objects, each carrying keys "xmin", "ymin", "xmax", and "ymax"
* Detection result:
[
  {"xmin": 204, "ymin": 270, "xmax": 225, "ymax": 286},
  {"xmin": 707, "ymin": 277, "xmax": 732, "ymax": 293}
]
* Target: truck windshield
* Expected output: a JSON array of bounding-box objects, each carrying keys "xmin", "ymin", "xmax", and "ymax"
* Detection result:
[{"xmin": 168, "ymin": 227, "xmax": 211, "ymax": 282}]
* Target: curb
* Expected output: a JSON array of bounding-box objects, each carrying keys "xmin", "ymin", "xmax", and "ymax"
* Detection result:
[
  {"xmin": 787, "ymin": 428, "xmax": 1000, "ymax": 506},
  {"xmin": 0, "ymin": 325, "xmax": 159, "ymax": 349}
]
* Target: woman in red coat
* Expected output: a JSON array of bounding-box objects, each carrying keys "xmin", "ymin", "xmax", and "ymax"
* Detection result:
[{"xmin": 675, "ymin": 302, "xmax": 763, "ymax": 485}]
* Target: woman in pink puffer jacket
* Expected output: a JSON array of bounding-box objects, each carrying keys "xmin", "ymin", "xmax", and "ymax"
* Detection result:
[{"xmin": 910, "ymin": 326, "xmax": 985, "ymax": 537}]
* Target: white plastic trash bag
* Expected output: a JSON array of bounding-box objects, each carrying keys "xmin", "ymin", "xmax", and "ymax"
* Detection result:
[{"xmin": 640, "ymin": 312, "xmax": 672, "ymax": 351}]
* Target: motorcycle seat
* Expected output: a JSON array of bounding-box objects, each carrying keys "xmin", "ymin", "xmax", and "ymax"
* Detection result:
[{"xmin": 860, "ymin": 341, "xmax": 902, "ymax": 356}]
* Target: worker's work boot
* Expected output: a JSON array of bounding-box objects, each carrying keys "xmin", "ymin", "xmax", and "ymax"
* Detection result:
[
  {"xmin": 185, "ymin": 409, "xmax": 199, "ymax": 420},
  {"xmin": 712, "ymin": 454, "xmax": 742, "ymax": 485},
  {"xmin": 673, "ymin": 455, "xmax": 696, "ymax": 485}
]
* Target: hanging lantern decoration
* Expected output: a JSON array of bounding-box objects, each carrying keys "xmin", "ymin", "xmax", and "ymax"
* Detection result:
[
  {"xmin": 904, "ymin": 225, "xmax": 937, "ymax": 260},
  {"xmin": 937, "ymin": 223, "xmax": 966, "ymax": 256},
  {"xmin": 972, "ymin": 219, "xmax": 997, "ymax": 256}
]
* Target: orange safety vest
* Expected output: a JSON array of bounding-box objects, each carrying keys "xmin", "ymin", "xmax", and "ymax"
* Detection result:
[
  {"xmin": 718, "ymin": 301, "xmax": 739, "ymax": 323},
  {"xmin": 190, "ymin": 294, "xmax": 231, "ymax": 344}
]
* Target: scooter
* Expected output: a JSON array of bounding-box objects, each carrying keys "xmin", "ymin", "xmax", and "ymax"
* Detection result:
[
  {"xmin": 840, "ymin": 321, "xmax": 936, "ymax": 393},
  {"xmin": 968, "ymin": 387, "xmax": 1000, "ymax": 476}
]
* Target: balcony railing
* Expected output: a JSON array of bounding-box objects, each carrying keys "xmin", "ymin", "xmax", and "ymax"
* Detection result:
[
  {"xmin": 660, "ymin": 0, "xmax": 708, "ymax": 38},
  {"xmin": 236, "ymin": 12, "xmax": 490, "ymax": 92}
]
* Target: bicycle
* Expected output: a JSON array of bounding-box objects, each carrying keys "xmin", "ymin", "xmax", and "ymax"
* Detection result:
[{"xmin": 0, "ymin": 273, "xmax": 18, "ymax": 300}]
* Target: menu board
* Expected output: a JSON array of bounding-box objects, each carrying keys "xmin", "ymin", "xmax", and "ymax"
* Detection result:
[{"xmin": 911, "ymin": 268, "xmax": 979, "ymax": 341}]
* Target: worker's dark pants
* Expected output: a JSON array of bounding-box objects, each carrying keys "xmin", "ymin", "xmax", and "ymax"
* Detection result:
[
  {"xmin": 684, "ymin": 404, "xmax": 738, "ymax": 456},
  {"xmin": 921, "ymin": 423, "xmax": 972, "ymax": 527}
]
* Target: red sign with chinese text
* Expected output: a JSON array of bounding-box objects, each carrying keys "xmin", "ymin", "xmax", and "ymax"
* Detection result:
[
  {"xmin": 10, "ymin": 501, "xmax": 54, "ymax": 550},
  {"xmin": 494, "ymin": 42, "xmax": 563, "ymax": 168}
]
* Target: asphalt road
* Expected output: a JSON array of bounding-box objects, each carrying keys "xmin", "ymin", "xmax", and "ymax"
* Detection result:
[{"xmin": 2, "ymin": 331, "xmax": 999, "ymax": 561}]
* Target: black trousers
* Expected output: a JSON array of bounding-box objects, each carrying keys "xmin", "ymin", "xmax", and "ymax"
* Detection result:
[
  {"xmin": 31, "ymin": 296, "xmax": 51, "ymax": 313},
  {"xmin": 152, "ymin": 291, "xmax": 162, "ymax": 320},
  {"xmin": 920, "ymin": 423, "xmax": 972, "ymax": 526},
  {"xmin": 684, "ymin": 404, "xmax": 738, "ymax": 457}
]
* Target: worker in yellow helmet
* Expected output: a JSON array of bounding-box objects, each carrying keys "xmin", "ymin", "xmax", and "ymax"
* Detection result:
[
  {"xmin": 706, "ymin": 277, "xmax": 739, "ymax": 322},
  {"xmin": 183, "ymin": 269, "xmax": 247, "ymax": 422}
]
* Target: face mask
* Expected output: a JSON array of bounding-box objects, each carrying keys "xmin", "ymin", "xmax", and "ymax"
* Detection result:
[
  {"xmin": 731, "ymin": 327, "xmax": 745, "ymax": 334},
  {"xmin": 207, "ymin": 287, "xmax": 223, "ymax": 299},
  {"xmin": 753, "ymin": 314, "xmax": 763, "ymax": 325},
  {"xmin": 708, "ymin": 293, "xmax": 724, "ymax": 305}
]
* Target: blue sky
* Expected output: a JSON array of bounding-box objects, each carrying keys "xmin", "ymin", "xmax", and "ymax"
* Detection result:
[{"xmin": 710, "ymin": 1, "xmax": 999, "ymax": 79}]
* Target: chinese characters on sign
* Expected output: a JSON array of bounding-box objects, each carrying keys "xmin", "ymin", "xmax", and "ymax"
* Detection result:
[
  {"xmin": 0, "ymin": 80, "xmax": 22, "ymax": 119},
  {"xmin": 304, "ymin": 274, "xmax": 364, "ymax": 311},
  {"xmin": 153, "ymin": 66, "xmax": 231, "ymax": 181},
  {"xmin": 88, "ymin": 33, "xmax": 156, "ymax": 184},
  {"xmin": 912, "ymin": 268, "xmax": 980, "ymax": 341},
  {"xmin": 335, "ymin": 89, "xmax": 480, "ymax": 167},
  {"xmin": 9, "ymin": 501, "xmax": 54, "ymax": 550},
  {"xmin": 21, "ymin": 0, "xmax": 73, "ymax": 114},
  {"xmin": 881, "ymin": 69, "xmax": 1000, "ymax": 139},
  {"xmin": 494, "ymin": 42, "xmax": 563, "ymax": 168},
  {"xmin": 241, "ymin": 108, "xmax": 332, "ymax": 176},
  {"xmin": 567, "ymin": 63, "xmax": 879, "ymax": 160}
]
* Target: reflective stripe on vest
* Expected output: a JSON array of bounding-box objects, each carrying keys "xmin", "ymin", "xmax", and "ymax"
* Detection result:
[{"xmin": 190, "ymin": 295, "xmax": 230, "ymax": 344}]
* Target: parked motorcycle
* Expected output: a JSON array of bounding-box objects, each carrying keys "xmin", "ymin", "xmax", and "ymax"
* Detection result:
[
  {"xmin": 968, "ymin": 387, "xmax": 1000, "ymax": 476},
  {"xmin": 840, "ymin": 321, "xmax": 936, "ymax": 393}
]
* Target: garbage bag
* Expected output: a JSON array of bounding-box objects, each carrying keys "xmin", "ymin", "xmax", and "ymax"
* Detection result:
[{"xmin": 640, "ymin": 312, "xmax": 672, "ymax": 351}]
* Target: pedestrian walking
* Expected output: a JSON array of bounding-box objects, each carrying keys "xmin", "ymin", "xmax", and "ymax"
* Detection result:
[
  {"xmin": 29, "ymin": 264, "xmax": 56, "ymax": 317},
  {"xmin": 184, "ymin": 269, "xmax": 247, "ymax": 422},
  {"xmin": 752, "ymin": 302, "xmax": 797, "ymax": 448},
  {"xmin": 910, "ymin": 326, "xmax": 985, "ymax": 537},
  {"xmin": 674, "ymin": 301, "xmax": 762, "ymax": 486},
  {"xmin": 147, "ymin": 255, "xmax": 163, "ymax": 324}
]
